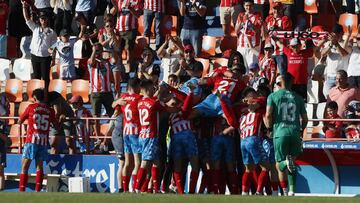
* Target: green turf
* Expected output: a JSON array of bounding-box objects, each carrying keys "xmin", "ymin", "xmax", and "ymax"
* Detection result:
[{"xmin": 0, "ymin": 193, "xmax": 359, "ymax": 203}]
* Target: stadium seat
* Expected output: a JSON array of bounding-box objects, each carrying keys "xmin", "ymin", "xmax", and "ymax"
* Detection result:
[
  {"xmin": 316, "ymin": 102, "xmax": 326, "ymax": 120},
  {"xmin": 8, "ymin": 102, "xmax": 15, "ymax": 125},
  {"xmin": 0, "ymin": 58, "xmax": 10, "ymax": 81},
  {"xmin": 307, "ymin": 80, "xmax": 319, "ymax": 104},
  {"xmin": 311, "ymin": 125, "xmax": 325, "ymax": 138},
  {"xmin": 220, "ymin": 36, "xmax": 238, "ymax": 53},
  {"xmin": 49, "ymin": 79, "xmax": 67, "ymax": 99},
  {"xmin": 73, "ymin": 39, "xmax": 83, "ymax": 59},
  {"xmin": 162, "ymin": 15, "xmax": 174, "ymax": 36},
  {"xmin": 213, "ymin": 58, "xmax": 229, "ymax": 69},
  {"xmin": 12, "ymin": 58, "xmax": 32, "ymax": 81},
  {"xmin": 304, "ymin": 0, "xmax": 318, "ymax": 14},
  {"xmin": 100, "ymin": 123, "xmax": 110, "ymax": 137},
  {"xmin": 5, "ymin": 79, "xmax": 23, "ymax": 102},
  {"xmin": 9, "ymin": 124, "xmax": 26, "ymax": 150},
  {"xmin": 339, "ymin": 13, "xmax": 358, "ymax": 37},
  {"xmin": 195, "ymin": 58, "xmax": 210, "ymax": 77},
  {"xmin": 201, "ymin": 36, "xmax": 217, "ymax": 58},
  {"xmin": 71, "ymin": 79, "xmax": 90, "ymax": 103},
  {"xmin": 18, "ymin": 101, "xmax": 33, "ymax": 118},
  {"xmin": 20, "ymin": 36, "xmax": 32, "ymax": 59},
  {"xmin": 26, "ymin": 79, "xmax": 45, "ymax": 101},
  {"xmin": 132, "ymin": 36, "xmax": 149, "ymax": 60}
]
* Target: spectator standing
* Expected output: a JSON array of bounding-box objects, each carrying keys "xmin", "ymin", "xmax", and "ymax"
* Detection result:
[
  {"xmin": 137, "ymin": 47, "xmax": 161, "ymax": 83},
  {"xmin": 75, "ymin": 0, "xmax": 96, "ymax": 32},
  {"xmin": 347, "ymin": 28, "xmax": 360, "ymax": 88},
  {"xmin": 35, "ymin": 0, "xmax": 54, "ymax": 28},
  {"xmin": 157, "ymin": 35, "xmax": 184, "ymax": 82},
  {"xmin": 22, "ymin": 0, "xmax": 57, "ymax": 93},
  {"xmin": 235, "ymin": 0, "xmax": 262, "ymax": 70},
  {"xmin": 264, "ymin": 2, "xmax": 292, "ymax": 76},
  {"xmin": 111, "ymin": 0, "xmax": 142, "ymax": 70},
  {"xmin": 327, "ymin": 70, "xmax": 360, "ymax": 118},
  {"xmin": 220, "ymin": 0, "xmax": 242, "ymax": 37},
  {"xmin": 0, "ymin": 93, "xmax": 9, "ymax": 191},
  {"xmin": 276, "ymin": 0, "xmax": 296, "ymax": 25},
  {"xmin": 50, "ymin": 0, "xmax": 74, "ymax": 35},
  {"xmin": 0, "ymin": 0, "xmax": 8, "ymax": 58},
  {"xmin": 143, "ymin": 0, "xmax": 165, "ymax": 50},
  {"xmin": 321, "ymin": 24, "xmax": 351, "ymax": 96},
  {"xmin": 88, "ymin": 43, "xmax": 116, "ymax": 141},
  {"xmin": 48, "ymin": 29, "xmax": 77, "ymax": 80},
  {"xmin": 258, "ymin": 43, "xmax": 276, "ymax": 87},
  {"xmin": 179, "ymin": 0, "xmax": 207, "ymax": 56}
]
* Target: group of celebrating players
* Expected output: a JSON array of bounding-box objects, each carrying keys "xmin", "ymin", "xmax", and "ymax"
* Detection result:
[{"xmin": 15, "ymin": 51, "xmax": 307, "ymax": 196}]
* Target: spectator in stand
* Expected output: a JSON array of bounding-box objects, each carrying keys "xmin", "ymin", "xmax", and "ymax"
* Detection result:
[
  {"xmin": 220, "ymin": 0, "xmax": 242, "ymax": 37},
  {"xmin": 258, "ymin": 43, "xmax": 277, "ymax": 87},
  {"xmin": 347, "ymin": 27, "xmax": 360, "ymax": 88},
  {"xmin": 9, "ymin": 0, "xmax": 32, "ymax": 58},
  {"xmin": 157, "ymin": 35, "xmax": 184, "ymax": 82},
  {"xmin": 88, "ymin": 43, "xmax": 116, "ymax": 141},
  {"xmin": 248, "ymin": 63, "xmax": 262, "ymax": 90},
  {"xmin": 344, "ymin": 108, "xmax": 360, "ymax": 141},
  {"xmin": 111, "ymin": 0, "xmax": 142, "ymax": 71},
  {"xmin": 323, "ymin": 101, "xmax": 343, "ymax": 139},
  {"xmin": 48, "ymin": 91, "xmax": 76, "ymax": 154},
  {"xmin": 227, "ymin": 50, "xmax": 246, "ymax": 73},
  {"xmin": 48, "ymin": 29, "xmax": 77, "ymax": 80},
  {"xmin": 50, "ymin": 0, "xmax": 74, "ymax": 35},
  {"xmin": 75, "ymin": 0, "xmax": 96, "ymax": 33},
  {"xmin": 178, "ymin": 0, "xmax": 207, "ymax": 56},
  {"xmin": 321, "ymin": 23, "xmax": 351, "ymax": 96},
  {"xmin": 143, "ymin": 0, "xmax": 165, "ymax": 50},
  {"xmin": 0, "ymin": 93, "xmax": 9, "ymax": 191},
  {"xmin": 275, "ymin": 38, "xmax": 313, "ymax": 100},
  {"xmin": 98, "ymin": 14, "xmax": 123, "ymax": 98},
  {"xmin": 264, "ymin": 2, "xmax": 292, "ymax": 76},
  {"xmin": 235, "ymin": 0, "xmax": 262, "ymax": 70},
  {"xmin": 276, "ymin": 0, "xmax": 296, "ymax": 25},
  {"xmin": 22, "ymin": 0, "xmax": 57, "ymax": 93},
  {"xmin": 35, "ymin": 0, "xmax": 54, "ymax": 28},
  {"xmin": 327, "ymin": 70, "xmax": 360, "ymax": 118},
  {"xmin": 253, "ymin": 0, "xmax": 269, "ymax": 19},
  {"xmin": 137, "ymin": 46, "xmax": 161, "ymax": 83},
  {"xmin": 0, "ymin": 0, "xmax": 8, "ymax": 58}
]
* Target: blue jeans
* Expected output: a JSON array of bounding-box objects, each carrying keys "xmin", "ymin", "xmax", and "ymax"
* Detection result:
[
  {"xmin": 143, "ymin": 9, "xmax": 164, "ymax": 49},
  {"xmin": 180, "ymin": 28, "xmax": 203, "ymax": 57},
  {"xmin": 273, "ymin": 54, "xmax": 288, "ymax": 76}
]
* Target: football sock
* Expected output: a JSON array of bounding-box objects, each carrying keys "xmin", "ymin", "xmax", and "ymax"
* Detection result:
[
  {"xmin": 288, "ymin": 172, "xmax": 297, "ymax": 192},
  {"xmin": 271, "ymin": 181, "xmax": 279, "ymax": 192},
  {"xmin": 173, "ymin": 172, "xmax": 184, "ymax": 194},
  {"xmin": 279, "ymin": 161, "xmax": 287, "ymax": 172},
  {"xmin": 256, "ymin": 170, "xmax": 268, "ymax": 193},
  {"xmin": 151, "ymin": 166, "xmax": 160, "ymax": 192},
  {"xmin": 251, "ymin": 170, "xmax": 258, "ymax": 191},
  {"xmin": 189, "ymin": 171, "xmax": 199, "ymax": 194},
  {"xmin": 280, "ymin": 180, "xmax": 288, "ymax": 190},
  {"xmin": 122, "ymin": 175, "xmax": 130, "ymax": 192},
  {"xmin": 219, "ymin": 172, "xmax": 226, "ymax": 194},
  {"xmin": 198, "ymin": 171, "xmax": 207, "ymax": 193},
  {"xmin": 19, "ymin": 173, "xmax": 28, "ymax": 192},
  {"xmin": 242, "ymin": 172, "xmax": 251, "ymax": 193},
  {"xmin": 141, "ymin": 177, "xmax": 150, "ymax": 193},
  {"xmin": 211, "ymin": 169, "xmax": 221, "ymax": 194},
  {"xmin": 35, "ymin": 170, "xmax": 44, "ymax": 192},
  {"xmin": 135, "ymin": 168, "xmax": 147, "ymax": 191},
  {"xmin": 131, "ymin": 174, "xmax": 137, "ymax": 191},
  {"xmin": 228, "ymin": 171, "xmax": 239, "ymax": 194},
  {"xmin": 264, "ymin": 173, "xmax": 272, "ymax": 195}
]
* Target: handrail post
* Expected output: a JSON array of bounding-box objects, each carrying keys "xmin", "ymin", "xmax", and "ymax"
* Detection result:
[{"xmin": 85, "ymin": 118, "xmax": 90, "ymax": 154}]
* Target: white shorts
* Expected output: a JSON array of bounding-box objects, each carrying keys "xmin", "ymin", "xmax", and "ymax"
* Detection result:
[{"xmin": 237, "ymin": 46, "xmax": 260, "ymax": 71}]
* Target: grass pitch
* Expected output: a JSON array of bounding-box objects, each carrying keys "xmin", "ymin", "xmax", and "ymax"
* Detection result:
[{"xmin": 0, "ymin": 193, "xmax": 359, "ymax": 203}]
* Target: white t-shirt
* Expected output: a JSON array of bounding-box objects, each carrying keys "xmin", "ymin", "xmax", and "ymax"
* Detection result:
[
  {"xmin": 159, "ymin": 49, "xmax": 181, "ymax": 82},
  {"xmin": 35, "ymin": 0, "xmax": 51, "ymax": 9},
  {"xmin": 324, "ymin": 41, "xmax": 350, "ymax": 77},
  {"xmin": 348, "ymin": 46, "xmax": 360, "ymax": 76}
]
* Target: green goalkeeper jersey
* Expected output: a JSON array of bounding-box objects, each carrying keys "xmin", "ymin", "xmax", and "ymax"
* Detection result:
[{"xmin": 267, "ymin": 89, "xmax": 306, "ymax": 137}]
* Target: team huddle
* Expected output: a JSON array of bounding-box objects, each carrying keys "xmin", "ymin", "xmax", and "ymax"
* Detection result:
[{"xmin": 17, "ymin": 62, "xmax": 307, "ymax": 195}]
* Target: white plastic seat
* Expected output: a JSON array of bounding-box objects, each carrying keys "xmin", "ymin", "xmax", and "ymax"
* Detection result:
[
  {"xmin": 20, "ymin": 36, "xmax": 32, "ymax": 59},
  {"xmin": 13, "ymin": 58, "xmax": 32, "ymax": 81},
  {"xmin": 0, "ymin": 58, "xmax": 10, "ymax": 80}
]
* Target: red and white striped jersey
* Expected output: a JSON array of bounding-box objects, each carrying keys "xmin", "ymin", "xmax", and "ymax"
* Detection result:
[
  {"xmin": 236, "ymin": 12, "xmax": 262, "ymax": 48},
  {"xmin": 74, "ymin": 107, "xmax": 93, "ymax": 143},
  {"xmin": 346, "ymin": 125, "xmax": 360, "ymax": 140},
  {"xmin": 169, "ymin": 113, "xmax": 192, "ymax": 134},
  {"xmin": 119, "ymin": 93, "xmax": 142, "ymax": 135},
  {"xmin": 207, "ymin": 75, "xmax": 246, "ymax": 102},
  {"xmin": 115, "ymin": 0, "xmax": 143, "ymax": 32},
  {"xmin": 265, "ymin": 15, "xmax": 292, "ymax": 55},
  {"xmin": 138, "ymin": 97, "xmax": 164, "ymax": 138},
  {"xmin": 239, "ymin": 109, "xmax": 265, "ymax": 139},
  {"xmin": 144, "ymin": 0, "xmax": 165, "ymax": 13},
  {"xmin": 88, "ymin": 59, "xmax": 113, "ymax": 93},
  {"xmin": 20, "ymin": 103, "xmax": 56, "ymax": 146},
  {"xmin": 253, "ymin": 0, "xmax": 269, "ymax": 4},
  {"xmin": 258, "ymin": 54, "xmax": 276, "ymax": 79},
  {"xmin": 220, "ymin": 0, "xmax": 242, "ymax": 7}
]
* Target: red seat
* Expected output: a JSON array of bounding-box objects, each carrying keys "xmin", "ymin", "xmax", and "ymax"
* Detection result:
[
  {"xmin": 49, "ymin": 79, "xmax": 67, "ymax": 99},
  {"xmin": 200, "ymin": 36, "xmax": 217, "ymax": 58},
  {"xmin": 9, "ymin": 124, "xmax": 26, "ymax": 150},
  {"xmin": 71, "ymin": 79, "xmax": 90, "ymax": 103},
  {"xmin": 339, "ymin": 13, "xmax": 358, "ymax": 37},
  {"xmin": 5, "ymin": 79, "xmax": 23, "ymax": 103},
  {"xmin": 213, "ymin": 58, "xmax": 229, "ymax": 69},
  {"xmin": 304, "ymin": 0, "xmax": 318, "ymax": 14},
  {"xmin": 26, "ymin": 79, "xmax": 45, "ymax": 101}
]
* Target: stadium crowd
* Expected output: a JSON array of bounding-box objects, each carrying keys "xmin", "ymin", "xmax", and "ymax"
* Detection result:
[{"xmin": 0, "ymin": 0, "xmax": 360, "ymax": 196}]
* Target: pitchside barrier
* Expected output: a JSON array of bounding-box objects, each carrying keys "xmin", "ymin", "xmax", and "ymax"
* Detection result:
[{"xmin": 2, "ymin": 116, "xmax": 360, "ymax": 194}]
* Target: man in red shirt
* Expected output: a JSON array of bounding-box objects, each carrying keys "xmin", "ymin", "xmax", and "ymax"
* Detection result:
[
  {"xmin": 220, "ymin": 0, "xmax": 242, "ymax": 37},
  {"xmin": 276, "ymin": 38, "xmax": 313, "ymax": 100},
  {"xmin": 18, "ymin": 89, "xmax": 58, "ymax": 192}
]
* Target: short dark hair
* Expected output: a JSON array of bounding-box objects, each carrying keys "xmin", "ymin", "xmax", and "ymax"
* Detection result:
[
  {"xmin": 244, "ymin": 0, "xmax": 254, "ymax": 4},
  {"xmin": 337, "ymin": 70, "xmax": 348, "ymax": 78},
  {"xmin": 128, "ymin": 77, "xmax": 141, "ymax": 89},
  {"xmin": 242, "ymin": 87, "xmax": 257, "ymax": 98},
  {"xmin": 284, "ymin": 72, "xmax": 294, "ymax": 87},
  {"xmin": 326, "ymin": 101, "xmax": 338, "ymax": 110},
  {"xmin": 32, "ymin": 89, "xmax": 45, "ymax": 102},
  {"xmin": 140, "ymin": 79, "xmax": 154, "ymax": 90},
  {"xmin": 168, "ymin": 74, "xmax": 179, "ymax": 82}
]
